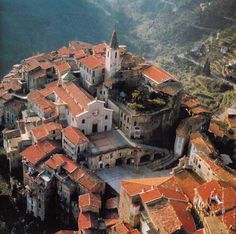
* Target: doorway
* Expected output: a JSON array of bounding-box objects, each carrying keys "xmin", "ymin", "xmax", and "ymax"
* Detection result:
[{"xmin": 92, "ymin": 123, "xmax": 98, "ymax": 133}]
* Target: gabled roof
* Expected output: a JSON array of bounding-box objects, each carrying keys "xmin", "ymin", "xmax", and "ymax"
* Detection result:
[
  {"xmin": 40, "ymin": 81, "xmax": 93, "ymax": 117},
  {"xmin": 46, "ymin": 154, "xmax": 77, "ymax": 173},
  {"xmin": 92, "ymin": 43, "xmax": 106, "ymax": 55},
  {"xmin": 20, "ymin": 140, "xmax": 61, "ymax": 165},
  {"xmin": 80, "ymin": 55, "xmax": 104, "ymax": 70},
  {"xmin": 142, "ymin": 65, "xmax": 176, "ymax": 84},
  {"xmin": 63, "ymin": 126, "xmax": 89, "ymax": 146},
  {"xmin": 31, "ymin": 122, "xmax": 62, "ymax": 142},
  {"xmin": 78, "ymin": 212, "xmax": 98, "ymax": 230},
  {"xmin": 121, "ymin": 176, "xmax": 171, "ymax": 197},
  {"xmin": 79, "ymin": 193, "xmax": 101, "ymax": 210}
]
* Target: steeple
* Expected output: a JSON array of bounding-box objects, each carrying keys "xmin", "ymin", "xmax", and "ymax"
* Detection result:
[{"xmin": 109, "ymin": 30, "xmax": 119, "ymax": 49}]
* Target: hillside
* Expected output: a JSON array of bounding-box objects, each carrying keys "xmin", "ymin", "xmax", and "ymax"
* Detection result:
[{"xmin": 1, "ymin": 0, "xmax": 236, "ymax": 80}]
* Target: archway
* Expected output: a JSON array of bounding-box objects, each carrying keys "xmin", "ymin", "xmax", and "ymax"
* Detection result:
[
  {"xmin": 115, "ymin": 158, "xmax": 123, "ymax": 166},
  {"xmin": 140, "ymin": 154, "xmax": 151, "ymax": 164}
]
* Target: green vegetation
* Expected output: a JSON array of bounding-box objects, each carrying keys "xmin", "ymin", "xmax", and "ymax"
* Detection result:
[
  {"xmin": 128, "ymin": 86, "xmax": 167, "ymax": 111},
  {"xmin": 185, "ymin": 76, "xmax": 235, "ymax": 113}
]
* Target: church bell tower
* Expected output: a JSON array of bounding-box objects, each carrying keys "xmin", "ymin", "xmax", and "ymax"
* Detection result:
[{"xmin": 105, "ymin": 30, "xmax": 120, "ymax": 80}]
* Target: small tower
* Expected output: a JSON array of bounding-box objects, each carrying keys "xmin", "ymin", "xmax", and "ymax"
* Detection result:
[{"xmin": 105, "ymin": 30, "xmax": 120, "ymax": 80}]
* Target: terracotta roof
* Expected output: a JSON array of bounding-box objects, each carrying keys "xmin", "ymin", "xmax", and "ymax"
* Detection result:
[
  {"xmin": 140, "ymin": 176, "xmax": 187, "ymax": 204},
  {"xmin": 174, "ymin": 170, "xmax": 204, "ymax": 203},
  {"xmin": 74, "ymin": 49, "xmax": 87, "ymax": 60},
  {"xmin": 105, "ymin": 197, "xmax": 119, "ymax": 209},
  {"xmin": 55, "ymin": 62, "xmax": 71, "ymax": 74},
  {"xmin": 92, "ymin": 43, "xmax": 106, "ymax": 55},
  {"xmin": 63, "ymin": 126, "xmax": 89, "ymax": 146},
  {"xmin": 190, "ymin": 132, "xmax": 216, "ymax": 157},
  {"xmin": 79, "ymin": 193, "xmax": 101, "ymax": 210},
  {"xmin": 78, "ymin": 213, "xmax": 97, "ymax": 230},
  {"xmin": 80, "ymin": 55, "xmax": 104, "ymax": 70},
  {"xmin": 121, "ymin": 176, "xmax": 171, "ymax": 197},
  {"xmin": 40, "ymin": 81, "xmax": 93, "ymax": 117},
  {"xmin": 46, "ymin": 154, "xmax": 77, "ymax": 173},
  {"xmin": 24, "ymin": 59, "xmax": 41, "ymax": 72},
  {"xmin": 112, "ymin": 221, "xmax": 129, "ymax": 234},
  {"xmin": 104, "ymin": 218, "xmax": 119, "ymax": 228},
  {"xmin": 20, "ymin": 140, "xmax": 61, "ymax": 165},
  {"xmin": 191, "ymin": 106, "xmax": 211, "ymax": 114},
  {"xmin": 31, "ymin": 122, "xmax": 62, "ymax": 142},
  {"xmin": 142, "ymin": 65, "xmax": 176, "ymax": 84},
  {"xmin": 40, "ymin": 61, "xmax": 53, "ymax": 70},
  {"xmin": 147, "ymin": 199, "xmax": 196, "ymax": 233},
  {"xmin": 27, "ymin": 90, "xmax": 55, "ymax": 115}
]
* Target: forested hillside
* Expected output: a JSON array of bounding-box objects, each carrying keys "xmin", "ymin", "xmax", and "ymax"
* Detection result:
[{"xmin": 1, "ymin": 0, "xmax": 236, "ymax": 77}]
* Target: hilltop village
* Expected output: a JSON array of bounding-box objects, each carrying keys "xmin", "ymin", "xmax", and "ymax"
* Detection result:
[{"xmin": 0, "ymin": 31, "xmax": 236, "ymax": 234}]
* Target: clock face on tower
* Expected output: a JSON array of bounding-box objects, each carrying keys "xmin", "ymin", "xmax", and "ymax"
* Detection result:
[{"xmin": 92, "ymin": 109, "xmax": 99, "ymax": 116}]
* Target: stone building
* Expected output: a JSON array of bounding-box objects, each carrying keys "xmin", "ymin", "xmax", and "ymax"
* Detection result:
[
  {"xmin": 29, "ymin": 80, "xmax": 113, "ymax": 135},
  {"xmin": 4, "ymin": 99, "xmax": 26, "ymax": 129},
  {"xmin": 107, "ymin": 80, "xmax": 183, "ymax": 147},
  {"xmin": 80, "ymin": 55, "xmax": 105, "ymax": 95},
  {"xmin": 119, "ymin": 176, "xmax": 196, "ymax": 233},
  {"xmin": 62, "ymin": 126, "xmax": 89, "ymax": 162},
  {"xmin": 174, "ymin": 115, "xmax": 210, "ymax": 157},
  {"xmin": 30, "ymin": 122, "xmax": 62, "ymax": 143}
]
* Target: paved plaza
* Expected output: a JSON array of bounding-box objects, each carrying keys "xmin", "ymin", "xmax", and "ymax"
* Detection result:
[{"xmin": 95, "ymin": 165, "xmax": 171, "ymax": 193}]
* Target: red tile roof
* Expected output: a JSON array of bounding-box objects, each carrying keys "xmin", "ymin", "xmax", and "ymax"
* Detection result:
[
  {"xmin": 74, "ymin": 49, "xmax": 87, "ymax": 60},
  {"xmin": 147, "ymin": 199, "xmax": 195, "ymax": 233},
  {"xmin": 121, "ymin": 177, "xmax": 171, "ymax": 197},
  {"xmin": 63, "ymin": 126, "xmax": 89, "ymax": 146},
  {"xmin": 105, "ymin": 197, "xmax": 119, "ymax": 209},
  {"xmin": 20, "ymin": 140, "xmax": 61, "ymax": 165},
  {"xmin": 27, "ymin": 90, "xmax": 56, "ymax": 115},
  {"xmin": 112, "ymin": 221, "xmax": 130, "ymax": 234},
  {"xmin": 56, "ymin": 62, "xmax": 71, "ymax": 74},
  {"xmin": 79, "ymin": 193, "xmax": 101, "ymax": 210},
  {"xmin": 40, "ymin": 81, "xmax": 93, "ymax": 117},
  {"xmin": 78, "ymin": 213, "xmax": 97, "ymax": 230},
  {"xmin": 80, "ymin": 55, "xmax": 104, "ymax": 70},
  {"xmin": 142, "ymin": 65, "xmax": 176, "ymax": 84},
  {"xmin": 31, "ymin": 122, "xmax": 62, "ymax": 142},
  {"xmin": 92, "ymin": 43, "xmax": 106, "ymax": 55},
  {"xmin": 46, "ymin": 154, "xmax": 77, "ymax": 173}
]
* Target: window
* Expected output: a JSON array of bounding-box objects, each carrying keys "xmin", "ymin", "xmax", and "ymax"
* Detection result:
[
  {"xmin": 82, "ymin": 130, "xmax": 85, "ymax": 134},
  {"xmin": 127, "ymin": 117, "xmax": 129, "ymax": 123},
  {"xmin": 99, "ymin": 156, "xmax": 102, "ymax": 161},
  {"xmin": 115, "ymin": 52, "xmax": 117, "ymax": 58},
  {"xmin": 198, "ymin": 164, "xmax": 201, "ymax": 169},
  {"xmin": 105, "ymin": 115, "xmax": 108, "ymax": 119},
  {"xmin": 93, "ymin": 70, "xmax": 95, "ymax": 77},
  {"xmin": 82, "ymin": 119, "xmax": 85, "ymax": 124},
  {"xmin": 107, "ymin": 51, "xmax": 109, "ymax": 57},
  {"xmin": 105, "ymin": 125, "xmax": 107, "ymax": 131},
  {"xmin": 134, "ymin": 121, "xmax": 137, "ymax": 126}
]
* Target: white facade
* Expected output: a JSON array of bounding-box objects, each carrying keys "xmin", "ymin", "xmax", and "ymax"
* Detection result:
[
  {"xmin": 105, "ymin": 45, "xmax": 120, "ymax": 79},
  {"xmin": 66, "ymin": 100, "xmax": 113, "ymax": 135}
]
